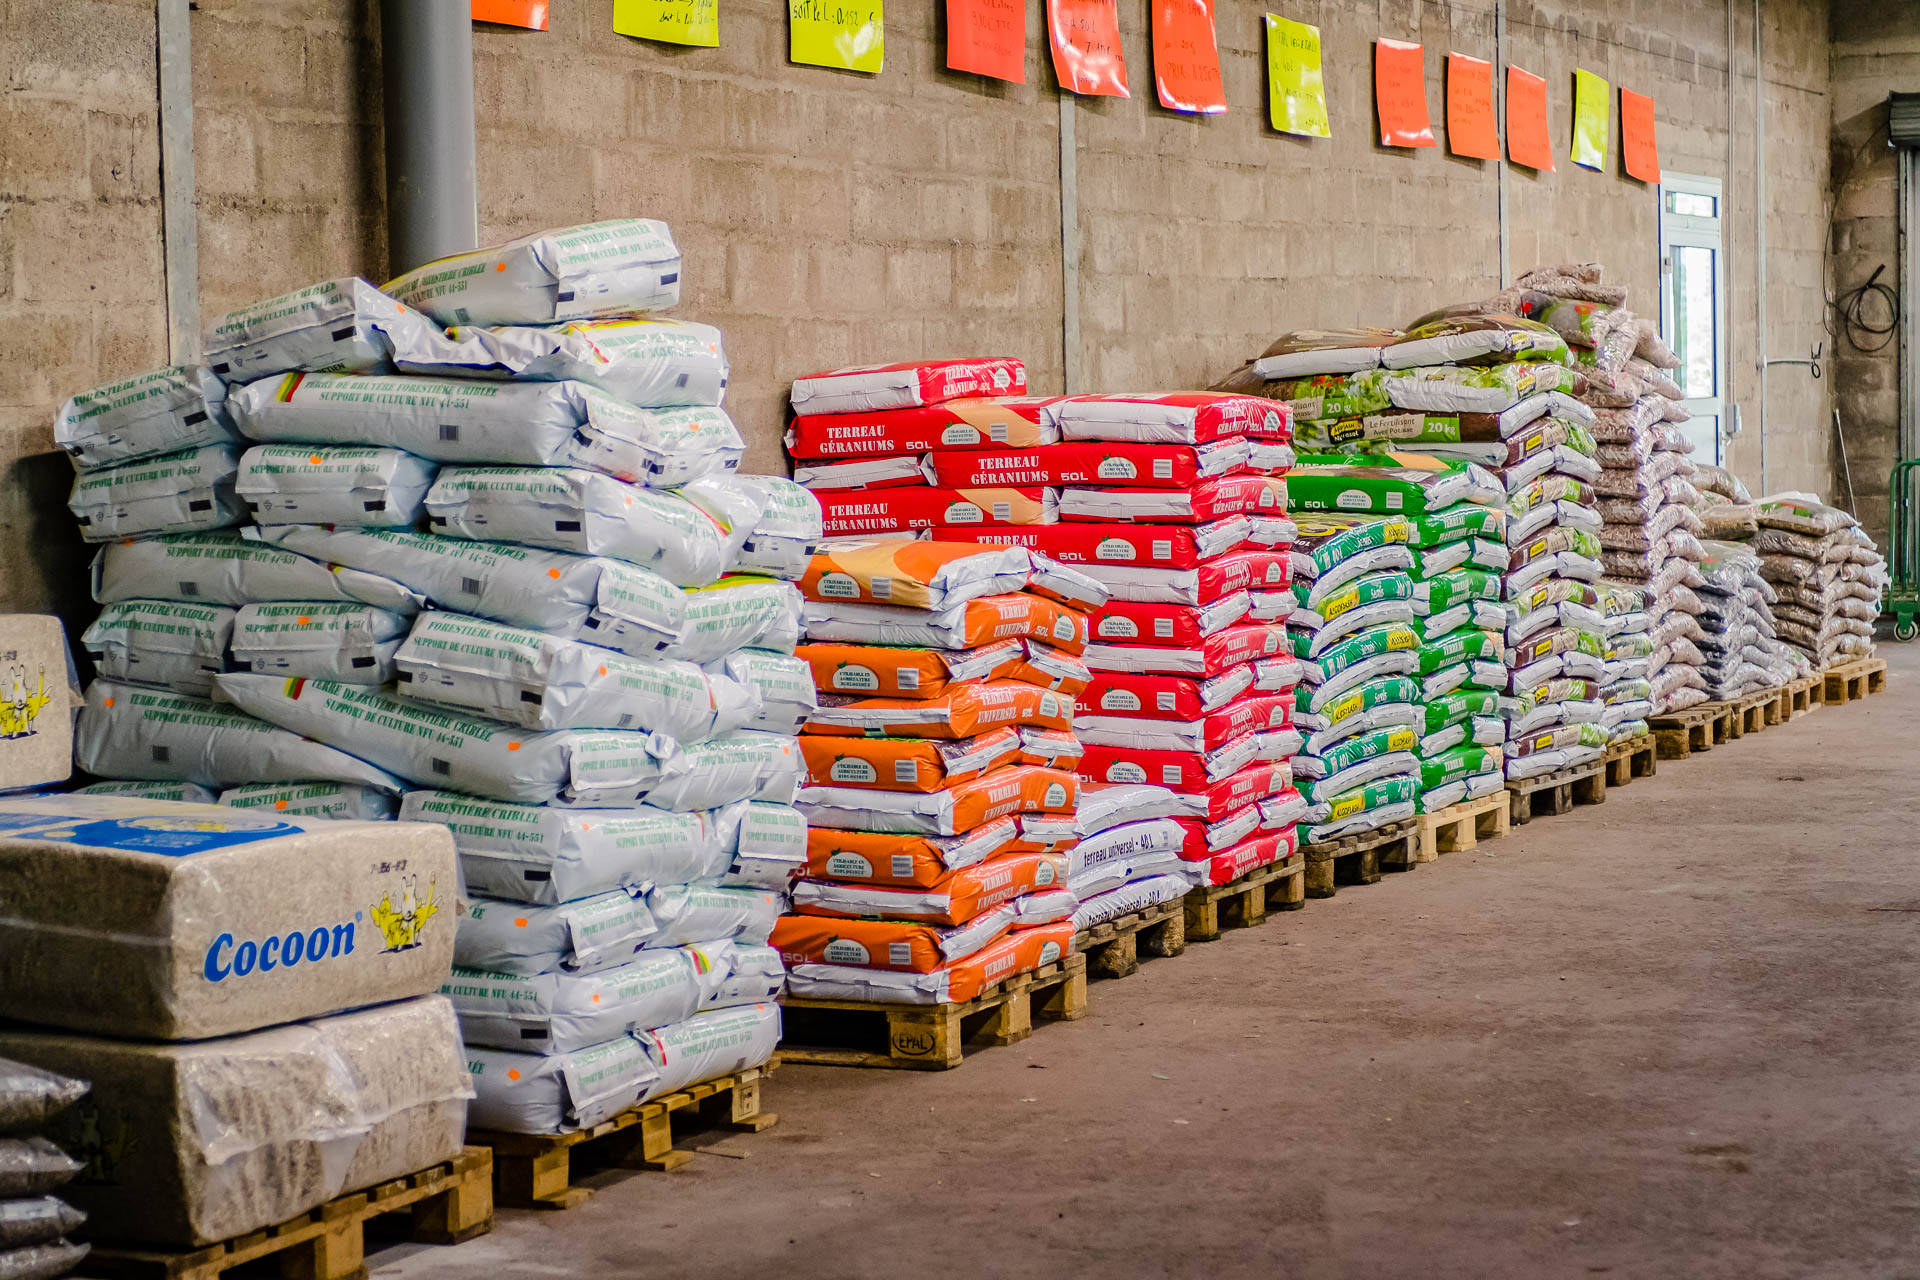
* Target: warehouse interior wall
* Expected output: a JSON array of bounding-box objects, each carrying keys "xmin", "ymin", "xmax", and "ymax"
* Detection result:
[
  {"xmin": 0, "ymin": 0, "xmax": 1843, "ymax": 626},
  {"xmin": 1829, "ymin": 0, "xmax": 1920, "ymax": 546}
]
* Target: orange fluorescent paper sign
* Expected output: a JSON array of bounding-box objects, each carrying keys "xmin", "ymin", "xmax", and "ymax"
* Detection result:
[
  {"xmin": 1620, "ymin": 87, "xmax": 1661, "ymax": 182},
  {"xmin": 948, "ymin": 0, "xmax": 1026, "ymax": 82},
  {"xmin": 800, "ymin": 726, "xmax": 1024, "ymax": 792},
  {"xmin": 1445, "ymin": 52, "xmax": 1500, "ymax": 159},
  {"xmin": 1151, "ymin": 0, "xmax": 1226, "ymax": 115},
  {"xmin": 1506, "ymin": 65, "xmax": 1554, "ymax": 171},
  {"xmin": 1374, "ymin": 38, "xmax": 1434, "ymax": 148},
  {"xmin": 1048, "ymin": 0, "xmax": 1129, "ymax": 98},
  {"xmin": 472, "ymin": 0, "xmax": 548, "ymax": 27}
]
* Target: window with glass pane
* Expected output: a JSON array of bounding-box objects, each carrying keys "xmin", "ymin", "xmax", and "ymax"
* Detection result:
[
  {"xmin": 1666, "ymin": 191, "xmax": 1717, "ymax": 217},
  {"xmin": 1668, "ymin": 245, "xmax": 1718, "ymax": 399}
]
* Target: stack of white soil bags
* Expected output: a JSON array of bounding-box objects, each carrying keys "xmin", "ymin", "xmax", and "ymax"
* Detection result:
[
  {"xmin": 1284, "ymin": 461, "xmax": 1510, "ymax": 817},
  {"xmin": 950, "ymin": 394, "xmax": 1305, "ymax": 890},
  {"xmin": 0, "ymin": 794, "xmax": 468, "ymax": 1246},
  {"xmin": 1751, "ymin": 499, "xmax": 1886, "ymax": 666},
  {"xmin": 0, "ymin": 1059, "xmax": 89, "ymax": 1280},
  {"xmin": 784, "ymin": 358, "xmax": 1066, "ymax": 536},
  {"xmin": 774, "ymin": 539, "xmax": 1090, "ymax": 1003},
  {"xmin": 1693, "ymin": 541, "xmax": 1812, "ymax": 699}
]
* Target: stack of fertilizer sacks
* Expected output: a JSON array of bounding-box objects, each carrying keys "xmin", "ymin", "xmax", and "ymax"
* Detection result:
[
  {"xmin": 1750, "ymin": 498, "xmax": 1885, "ymax": 667},
  {"xmin": 945, "ymin": 392, "xmax": 1307, "ymax": 891},
  {"xmin": 1476, "ymin": 264, "xmax": 1709, "ymax": 717},
  {"xmin": 772, "ymin": 534, "xmax": 1095, "ymax": 1003},
  {"xmin": 0, "ymin": 791, "xmax": 470, "ymax": 1247},
  {"xmin": 0, "ymin": 1060, "xmax": 88, "ymax": 1279},
  {"xmin": 59, "ymin": 219, "xmax": 819, "ymax": 1136}
]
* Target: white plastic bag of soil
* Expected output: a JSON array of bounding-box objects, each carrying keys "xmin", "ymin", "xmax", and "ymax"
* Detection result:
[
  {"xmin": 385, "ymin": 219, "xmax": 682, "ymax": 326},
  {"xmin": 75, "ymin": 679, "xmax": 400, "ymax": 791},
  {"xmin": 730, "ymin": 476, "xmax": 823, "ymax": 579},
  {"xmin": 661, "ymin": 577, "xmax": 802, "ymax": 663},
  {"xmin": 235, "ymin": 444, "xmax": 437, "ymax": 527},
  {"xmin": 254, "ymin": 524, "xmax": 684, "ymax": 656},
  {"xmin": 583, "ymin": 731, "xmax": 799, "ymax": 811},
  {"xmin": 72, "ymin": 778, "xmax": 218, "ymax": 803},
  {"xmin": 81, "ymin": 599, "xmax": 232, "ymax": 696},
  {"xmin": 393, "ymin": 316, "xmax": 726, "ymax": 407},
  {"xmin": 695, "ymin": 941, "xmax": 786, "ymax": 1007},
  {"xmin": 644, "ymin": 884, "xmax": 782, "ymax": 949},
  {"xmin": 0, "ymin": 1194, "xmax": 85, "ymax": 1254},
  {"xmin": 704, "ymin": 650, "xmax": 815, "ymax": 734},
  {"xmin": 708, "ymin": 800, "xmax": 808, "ymax": 889},
  {"xmin": 424, "ymin": 467, "xmax": 749, "ymax": 586},
  {"xmin": 56, "ymin": 364, "xmax": 236, "ymax": 472},
  {"xmin": 219, "ymin": 780, "xmax": 397, "ymax": 820},
  {"xmin": 458, "ymin": 889, "xmax": 657, "ymax": 976},
  {"xmin": 0, "ymin": 1063, "xmax": 87, "ymax": 1137},
  {"xmin": 446, "ymin": 948, "xmax": 714, "ymax": 1054},
  {"xmin": 467, "ymin": 1035, "xmax": 658, "ymax": 1135},
  {"xmin": 231, "ymin": 373, "xmax": 742, "ymax": 488},
  {"xmin": 202, "ymin": 277, "xmax": 434, "ymax": 383},
  {"xmin": 636, "ymin": 1003, "xmax": 780, "ymax": 1100},
  {"xmin": 67, "ymin": 443, "xmax": 247, "ymax": 542},
  {"xmin": 93, "ymin": 531, "xmax": 424, "ymax": 613},
  {"xmin": 401, "ymin": 790, "xmax": 720, "ymax": 904},
  {"xmin": 228, "ymin": 601, "xmax": 411, "ymax": 684},
  {"xmin": 393, "ymin": 612, "xmax": 755, "ymax": 739},
  {"xmin": 217, "ymin": 673, "xmax": 682, "ymax": 805}
]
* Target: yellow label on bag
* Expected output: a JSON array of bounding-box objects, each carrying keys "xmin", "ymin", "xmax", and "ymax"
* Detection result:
[
  {"xmin": 614, "ymin": 0, "xmax": 719, "ymax": 46},
  {"xmin": 1329, "ymin": 793, "xmax": 1365, "ymax": 820},
  {"xmin": 1387, "ymin": 728, "xmax": 1415, "ymax": 751},
  {"xmin": 790, "ymin": 0, "xmax": 883, "ymax": 72}
]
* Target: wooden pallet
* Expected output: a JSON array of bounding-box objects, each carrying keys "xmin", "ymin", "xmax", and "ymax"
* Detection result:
[
  {"xmin": 85, "ymin": 1148, "xmax": 492, "ymax": 1280},
  {"xmin": 474, "ymin": 1066, "xmax": 777, "ymax": 1211},
  {"xmin": 1602, "ymin": 733, "xmax": 1657, "ymax": 788},
  {"xmin": 1783, "ymin": 672, "xmax": 1821, "ymax": 718},
  {"xmin": 1821, "ymin": 656, "xmax": 1888, "ymax": 705},
  {"xmin": 1301, "ymin": 819, "xmax": 1418, "ymax": 899},
  {"xmin": 1507, "ymin": 759, "xmax": 1606, "ymax": 827},
  {"xmin": 1076, "ymin": 896, "xmax": 1187, "ymax": 979},
  {"xmin": 1650, "ymin": 701, "xmax": 1739, "ymax": 760},
  {"xmin": 1415, "ymin": 793, "xmax": 1510, "ymax": 861},
  {"xmin": 1183, "ymin": 851, "xmax": 1305, "ymax": 942},
  {"xmin": 779, "ymin": 954, "xmax": 1087, "ymax": 1070}
]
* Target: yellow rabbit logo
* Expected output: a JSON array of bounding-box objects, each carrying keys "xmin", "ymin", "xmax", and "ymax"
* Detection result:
[
  {"xmin": 371, "ymin": 875, "xmax": 440, "ymax": 952},
  {"xmin": 0, "ymin": 664, "xmax": 50, "ymax": 739}
]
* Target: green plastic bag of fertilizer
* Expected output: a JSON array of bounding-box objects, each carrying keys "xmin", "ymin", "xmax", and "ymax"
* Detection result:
[
  {"xmin": 1423, "ymin": 690, "xmax": 1507, "ymax": 734},
  {"xmin": 1294, "ymin": 725, "xmax": 1419, "ymax": 780},
  {"xmin": 1291, "ymin": 512, "xmax": 1412, "ymax": 575},
  {"xmin": 1289, "ymin": 623, "xmax": 1420, "ymax": 682},
  {"xmin": 1420, "ymin": 714, "xmax": 1507, "ymax": 757},
  {"xmin": 1294, "ymin": 674, "xmax": 1421, "ymax": 735},
  {"xmin": 1407, "ymin": 505, "xmax": 1508, "ymax": 549},
  {"xmin": 1417, "ymin": 629, "xmax": 1504, "ymax": 675},
  {"xmin": 1415, "ymin": 569, "xmax": 1503, "ymax": 614},
  {"xmin": 1290, "ymin": 570, "xmax": 1414, "ymax": 619},
  {"xmin": 1419, "ymin": 744, "xmax": 1503, "ymax": 790},
  {"xmin": 1413, "ymin": 538, "xmax": 1508, "ymax": 578},
  {"xmin": 1296, "ymin": 750, "xmax": 1418, "ymax": 804},
  {"xmin": 1270, "ymin": 370, "xmax": 1395, "ymax": 422},
  {"xmin": 1303, "ymin": 772, "xmax": 1419, "ymax": 828},
  {"xmin": 1287, "ymin": 459, "xmax": 1503, "ymax": 517}
]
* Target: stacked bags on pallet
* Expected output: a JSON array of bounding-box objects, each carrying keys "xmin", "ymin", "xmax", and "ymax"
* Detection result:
[
  {"xmin": 59, "ymin": 220, "xmax": 816, "ymax": 1136},
  {"xmin": 1284, "ymin": 460, "xmax": 1509, "ymax": 820},
  {"xmin": 774, "ymin": 539, "xmax": 1090, "ymax": 1003},
  {"xmin": 1693, "ymin": 541, "xmax": 1813, "ymax": 699},
  {"xmin": 1751, "ymin": 499, "xmax": 1885, "ymax": 665},
  {"xmin": 0, "ymin": 1060, "xmax": 89, "ymax": 1280},
  {"xmin": 0, "ymin": 794, "xmax": 470, "ymax": 1246}
]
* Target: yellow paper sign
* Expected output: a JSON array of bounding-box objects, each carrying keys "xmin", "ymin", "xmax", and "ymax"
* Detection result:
[
  {"xmin": 613, "ymin": 0, "xmax": 718, "ymax": 46},
  {"xmin": 790, "ymin": 0, "xmax": 884, "ymax": 74},
  {"xmin": 1265, "ymin": 14, "xmax": 1330, "ymax": 137},
  {"xmin": 1572, "ymin": 67, "xmax": 1609, "ymax": 170}
]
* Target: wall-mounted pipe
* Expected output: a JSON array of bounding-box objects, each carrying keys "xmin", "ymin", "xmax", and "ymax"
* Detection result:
[
  {"xmin": 1754, "ymin": 0, "xmax": 1769, "ymax": 492},
  {"xmin": 379, "ymin": 0, "xmax": 479, "ymax": 277}
]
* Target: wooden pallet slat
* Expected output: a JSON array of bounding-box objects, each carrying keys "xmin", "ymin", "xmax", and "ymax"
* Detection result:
[
  {"xmin": 780, "ymin": 955, "xmax": 1087, "ymax": 1071},
  {"xmin": 1650, "ymin": 701, "xmax": 1737, "ymax": 760},
  {"xmin": 85, "ymin": 1148, "xmax": 493, "ymax": 1280},
  {"xmin": 1602, "ymin": 734, "xmax": 1657, "ymax": 789},
  {"xmin": 1300, "ymin": 819, "xmax": 1418, "ymax": 899},
  {"xmin": 1075, "ymin": 896, "xmax": 1188, "ymax": 979},
  {"xmin": 1821, "ymin": 656, "xmax": 1888, "ymax": 706},
  {"xmin": 1507, "ymin": 759, "xmax": 1606, "ymax": 827},
  {"xmin": 472, "ymin": 1066, "xmax": 777, "ymax": 1210},
  {"xmin": 1415, "ymin": 793, "xmax": 1510, "ymax": 861},
  {"xmin": 1182, "ymin": 852, "xmax": 1305, "ymax": 942}
]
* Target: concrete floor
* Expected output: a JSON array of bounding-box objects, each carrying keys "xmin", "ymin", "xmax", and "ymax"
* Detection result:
[{"xmin": 379, "ymin": 648, "xmax": 1920, "ymax": 1280}]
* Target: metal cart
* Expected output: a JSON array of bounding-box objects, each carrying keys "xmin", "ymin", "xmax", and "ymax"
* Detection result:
[{"xmin": 1888, "ymin": 459, "xmax": 1920, "ymax": 640}]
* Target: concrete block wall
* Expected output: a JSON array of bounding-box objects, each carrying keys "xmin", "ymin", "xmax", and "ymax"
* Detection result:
[{"xmin": 0, "ymin": 0, "xmax": 1855, "ymax": 626}]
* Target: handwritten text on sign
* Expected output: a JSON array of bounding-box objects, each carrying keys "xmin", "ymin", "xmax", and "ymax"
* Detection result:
[
  {"xmin": 1152, "ymin": 0, "xmax": 1226, "ymax": 115},
  {"xmin": 948, "ymin": 0, "xmax": 1025, "ymax": 82},
  {"xmin": 1264, "ymin": 15, "xmax": 1329, "ymax": 137},
  {"xmin": 1374, "ymin": 39, "xmax": 1434, "ymax": 148},
  {"xmin": 613, "ymin": 0, "xmax": 718, "ymax": 47},
  {"xmin": 1048, "ymin": 0, "xmax": 1129, "ymax": 98},
  {"xmin": 791, "ymin": 0, "xmax": 884, "ymax": 73}
]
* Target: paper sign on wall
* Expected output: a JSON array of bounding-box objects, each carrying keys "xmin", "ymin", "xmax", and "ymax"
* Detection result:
[
  {"xmin": 1048, "ymin": 0, "xmax": 1129, "ymax": 98},
  {"xmin": 1506, "ymin": 64, "xmax": 1553, "ymax": 171},
  {"xmin": 948, "ymin": 0, "xmax": 1025, "ymax": 82},
  {"xmin": 1572, "ymin": 68, "xmax": 1609, "ymax": 170},
  {"xmin": 1445, "ymin": 52, "xmax": 1499, "ymax": 159},
  {"xmin": 1374, "ymin": 39, "xmax": 1434, "ymax": 148},
  {"xmin": 614, "ymin": 0, "xmax": 718, "ymax": 47},
  {"xmin": 472, "ymin": 0, "xmax": 548, "ymax": 28},
  {"xmin": 1620, "ymin": 88, "xmax": 1661, "ymax": 183},
  {"xmin": 1152, "ymin": 0, "xmax": 1226, "ymax": 115},
  {"xmin": 791, "ymin": 0, "xmax": 883, "ymax": 73},
  {"xmin": 1264, "ymin": 15, "xmax": 1329, "ymax": 137}
]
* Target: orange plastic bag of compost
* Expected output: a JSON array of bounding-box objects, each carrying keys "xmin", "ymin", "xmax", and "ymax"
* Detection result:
[
  {"xmin": 910, "ymin": 921, "xmax": 1076, "ymax": 1002},
  {"xmin": 804, "ymin": 817, "xmax": 1028, "ymax": 888},
  {"xmin": 799, "ymin": 538, "xmax": 1031, "ymax": 609},
  {"xmin": 797, "ymin": 639, "xmax": 1026, "ymax": 700},
  {"xmin": 800, "ymin": 726, "xmax": 1023, "ymax": 792},
  {"xmin": 798, "ymin": 764, "xmax": 1081, "ymax": 836},
  {"xmin": 791, "ymin": 850, "xmax": 1069, "ymax": 926},
  {"xmin": 805, "ymin": 680, "xmax": 1076, "ymax": 739},
  {"xmin": 771, "ymin": 906, "xmax": 1016, "ymax": 972}
]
